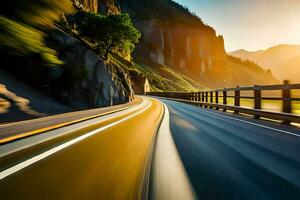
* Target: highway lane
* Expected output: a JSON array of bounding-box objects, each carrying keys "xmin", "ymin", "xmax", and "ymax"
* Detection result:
[
  {"xmin": 162, "ymin": 99, "xmax": 300, "ymax": 200},
  {"xmin": 0, "ymin": 97, "xmax": 164, "ymax": 200}
]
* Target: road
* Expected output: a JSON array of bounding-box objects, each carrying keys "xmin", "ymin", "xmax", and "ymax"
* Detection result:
[
  {"xmin": 1, "ymin": 97, "xmax": 300, "ymax": 199},
  {"xmin": 162, "ymin": 99, "xmax": 300, "ymax": 200},
  {"xmin": 0, "ymin": 97, "xmax": 164, "ymax": 199}
]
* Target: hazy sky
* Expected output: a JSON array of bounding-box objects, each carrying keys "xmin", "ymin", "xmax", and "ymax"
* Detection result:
[{"xmin": 174, "ymin": 0, "xmax": 300, "ymax": 52}]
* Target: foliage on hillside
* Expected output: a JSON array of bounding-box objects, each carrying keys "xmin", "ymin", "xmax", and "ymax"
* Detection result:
[
  {"xmin": 226, "ymin": 55, "xmax": 278, "ymax": 86},
  {"xmin": 227, "ymin": 55, "xmax": 270, "ymax": 73},
  {"xmin": 67, "ymin": 11, "xmax": 141, "ymax": 59},
  {"xmin": 110, "ymin": 54, "xmax": 203, "ymax": 92},
  {"xmin": 0, "ymin": 0, "xmax": 74, "ymax": 65}
]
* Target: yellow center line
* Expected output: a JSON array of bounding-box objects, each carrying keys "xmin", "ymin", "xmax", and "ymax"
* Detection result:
[{"xmin": 0, "ymin": 100, "xmax": 142, "ymax": 144}]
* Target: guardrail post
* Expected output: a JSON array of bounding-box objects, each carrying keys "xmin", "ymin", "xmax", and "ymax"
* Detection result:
[
  {"xmin": 234, "ymin": 86, "xmax": 240, "ymax": 114},
  {"xmin": 282, "ymin": 80, "xmax": 291, "ymax": 124},
  {"xmin": 201, "ymin": 92, "xmax": 204, "ymax": 107},
  {"xmin": 205, "ymin": 92, "xmax": 209, "ymax": 108},
  {"xmin": 223, "ymin": 89, "xmax": 227, "ymax": 112},
  {"xmin": 254, "ymin": 85, "xmax": 261, "ymax": 119},
  {"xmin": 215, "ymin": 91, "xmax": 219, "ymax": 110},
  {"xmin": 210, "ymin": 91, "xmax": 213, "ymax": 108}
]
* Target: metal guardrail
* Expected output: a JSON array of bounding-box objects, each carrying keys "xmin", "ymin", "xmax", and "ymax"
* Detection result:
[{"xmin": 147, "ymin": 81, "xmax": 300, "ymax": 124}]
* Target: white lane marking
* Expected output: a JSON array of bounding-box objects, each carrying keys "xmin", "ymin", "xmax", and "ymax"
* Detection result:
[
  {"xmin": 0, "ymin": 98, "xmax": 148, "ymax": 158},
  {"xmin": 151, "ymin": 103, "xmax": 196, "ymax": 200},
  {"xmin": 171, "ymin": 100, "xmax": 300, "ymax": 138},
  {"xmin": 0, "ymin": 100, "xmax": 152, "ymax": 180}
]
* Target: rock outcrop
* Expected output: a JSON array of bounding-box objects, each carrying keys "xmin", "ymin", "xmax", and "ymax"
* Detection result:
[
  {"xmin": 71, "ymin": 0, "xmax": 120, "ymax": 14},
  {"xmin": 118, "ymin": 0, "xmax": 277, "ymax": 87},
  {"xmin": 133, "ymin": 19, "xmax": 226, "ymax": 76},
  {"xmin": 50, "ymin": 32, "xmax": 134, "ymax": 109},
  {"xmin": 71, "ymin": 0, "xmax": 99, "ymax": 13},
  {"xmin": 119, "ymin": 0, "xmax": 227, "ymax": 77}
]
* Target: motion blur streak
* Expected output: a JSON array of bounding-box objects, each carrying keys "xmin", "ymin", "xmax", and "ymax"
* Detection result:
[
  {"xmin": 163, "ymin": 99, "xmax": 300, "ymax": 199},
  {"xmin": 150, "ymin": 103, "xmax": 196, "ymax": 200}
]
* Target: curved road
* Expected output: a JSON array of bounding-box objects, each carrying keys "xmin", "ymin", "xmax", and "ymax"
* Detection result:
[
  {"xmin": 1, "ymin": 97, "xmax": 300, "ymax": 199},
  {"xmin": 0, "ymin": 98, "xmax": 163, "ymax": 199},
  {"xmin": 163, "ymin": 99, "xmax": 300, "ymax": 200}
]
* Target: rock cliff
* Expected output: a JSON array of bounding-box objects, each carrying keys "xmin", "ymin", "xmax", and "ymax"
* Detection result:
[
  {"xmin": 71, "ymin": 0, "xmax": 120, "ymax": 14},
  {"xmin": 118, "ymin": 0, "xmax": 277, "ymax": 87},
  {"xmin": 133, "ymin": 20, "xmax": 226, "ymax": 76},
  {"xmin": 49, "ymin": 32, "xmax": 134, "ymax": 109},
  {"xmin": 119, "ymin": 0, "xmax": 227, "ymax": 76}
]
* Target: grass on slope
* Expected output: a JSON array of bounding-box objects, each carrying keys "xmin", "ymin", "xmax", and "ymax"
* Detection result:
[
  {"xmin": 110, "ymin": 55, "xmax": 203, "ymax": 92},
  {"xmin": 226, "ymin": 59, "xmax": 278, "ymax": 87}
]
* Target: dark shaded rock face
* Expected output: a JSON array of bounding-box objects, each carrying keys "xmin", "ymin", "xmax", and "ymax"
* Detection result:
[
  {"xmin": 130, "ymin": 71, "xmax": 150, "ymax": 95},
  {"xmin": 51, "ymin": 33, "xmax": 134, "ymax": 109}
]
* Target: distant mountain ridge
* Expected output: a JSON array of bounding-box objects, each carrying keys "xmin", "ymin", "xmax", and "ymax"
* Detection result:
[{"xmin": 230, "ymin": 44, "xmax": 300, "ymax": 83}]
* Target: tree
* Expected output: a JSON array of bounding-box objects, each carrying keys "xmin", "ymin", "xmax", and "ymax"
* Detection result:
[{"xmin": 72, "ymin": 12, "xmax": 141, "ymax": 60}]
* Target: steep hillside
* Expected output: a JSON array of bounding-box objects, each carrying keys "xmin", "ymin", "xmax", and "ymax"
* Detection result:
[
  {"xmin": 278, "ymin": 56, "xmax": 300, "ymax": 83},
  {"xmin": 119, "ymin": 0, "xmax": 226, "ymax": 76},
  {"xmin": 0, "ymin": 0, "xmax": 135, "ymax": 110},
  {"xmin": 118, "ymin": 0, "xmax": 277, "ymax": 89},
  {"xmin": 230, "ymin": 44, "xmax": 300, "ymax": 82}
]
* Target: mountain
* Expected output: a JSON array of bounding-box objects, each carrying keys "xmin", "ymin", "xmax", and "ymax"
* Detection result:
[
  {"xmin": 279, "ymin": 56, "xmax": 300, "ymax": 83},
  {"xmin": 230, "ymin": 44, "xmax": 300, "ymax": 83},
  {"xmin": 118, "ymin": 0, "xmax": 277, "ymax": 88}
]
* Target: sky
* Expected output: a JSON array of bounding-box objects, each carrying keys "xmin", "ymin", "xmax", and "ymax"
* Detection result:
[{"xmin": 174, "ymin": 0, "xmax": 300, "ymax": 52}]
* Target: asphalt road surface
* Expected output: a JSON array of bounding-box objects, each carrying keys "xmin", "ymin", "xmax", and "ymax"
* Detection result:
[
  {"xmin": 1, "ymin": 97, "xmax": 300, "ymax": 200},
  {"xmin": 0, "ymin": 98, "xmax": 163, "ymax": 200},
  {"xmin": 162, "ymin": 99, "xmax": 300, "ymax": 200}
]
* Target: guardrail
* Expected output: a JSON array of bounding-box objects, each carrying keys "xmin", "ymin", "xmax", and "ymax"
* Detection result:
[{"xmin": 147, "ymin": 81, "xmax": 300, "ymax": 124}]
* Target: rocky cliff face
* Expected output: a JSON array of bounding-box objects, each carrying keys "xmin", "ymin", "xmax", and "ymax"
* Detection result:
[
  {"xmin": 134, "ymin": 20, "xmax": 226, "ymax": 76},
  {"xmin": 71, "ymin": 0, "xmax": 120, "ymax": 14},
  {"xmin": 119, "ymin": 0, "xmax": 227, "ymax": 77},
  {"xmin": 50, "ymin": 32, "xmax": 134, "ymax": 109},
  {"xmin": 118, "ymin": 0, "xmax": 277, "ymax": 87},
  {"xmin": 71, "ymin": 0, "xmax": 98, "ymax": 12}
]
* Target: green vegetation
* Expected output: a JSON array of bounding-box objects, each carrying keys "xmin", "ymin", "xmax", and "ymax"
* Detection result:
[
  {"xmin": 68, "ymin": 12, "xmax": 141, "ymax": 59},
  {"xmin": 110, "ymin": 55, "xmax": 203, "ymax": 91},
  {"xmin": 0, "ymin": 0, "xmax": 74, "ymax": 65},
  {"xmin": 0, "ymin": 17, "xmax": 62, "ymax": 65}
]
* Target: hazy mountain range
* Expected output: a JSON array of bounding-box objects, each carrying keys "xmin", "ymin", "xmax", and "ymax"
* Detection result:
[{"xmin": 230, "ymin": 44, "xmax": 300, "ymax": 83}]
